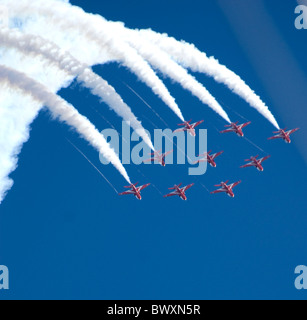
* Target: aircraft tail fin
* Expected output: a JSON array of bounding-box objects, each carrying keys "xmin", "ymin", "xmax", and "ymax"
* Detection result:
[
  {"xmin": 169, "ymin": 183, "xmax": 182, "ymax": 190},
  {"xmin": 124, "ymin": 182, "xmax": 139, "ymax": 188}
]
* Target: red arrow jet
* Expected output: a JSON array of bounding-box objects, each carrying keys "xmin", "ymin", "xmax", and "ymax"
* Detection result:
[
  {"xmin": 164, "ymin": 183, "xmax": 194, "ymax": 201},
  {"xmin": 221, "ymin": 121, "xmax": 251, "ymax": 137},
  {"xmin": 240, "ymin": 155, "xmax": 271, "ymax": 172},
  {"xmin": 195, "ymin": 150, "xmax": 224, "ymax": 168},
  {"xmin": 211, "ymin": 180, "xmax": 242, "ymax": 198},
  {"xmin": 119, "ymin": 182, "xmax": 150, "ymax": 200},
  {"xmin": 174, "ymin": 120, "xmax": 204, "ymax": 137},
  {"xmin": 268, "ymin": 128, "xmax": 299, "ymax": 144},
  {"xmin": 144, "ymin": 150, "xmax": 173, "ymax": 167}
]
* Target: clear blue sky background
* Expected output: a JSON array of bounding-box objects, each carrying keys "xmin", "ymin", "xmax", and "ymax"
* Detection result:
[{"xmin": 0, "ymin": 0, "xmax": 306, "ymax": 300}]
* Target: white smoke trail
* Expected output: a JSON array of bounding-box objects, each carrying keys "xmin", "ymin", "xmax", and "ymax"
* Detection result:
[
  {"xmin": 139, "ymin": 29, "xmax": 280, "ymax": 129},
  {"xmin": 0, "ymin": 65, "xmax": 131, "ymax": 184},
  {"xmin": 116, "ymin": 25, "xmax": 231, "ymax": 123},
  {"xmin": 0, "ymin": 86, "xmax": 42, "ymax": 203},
  {"xmin": 0, "ymin": 28, "xmax": 154, "ymax": 151},
  {"xmin": 5, "ymin": 0, "xmax": 185, "ymax": 121}
]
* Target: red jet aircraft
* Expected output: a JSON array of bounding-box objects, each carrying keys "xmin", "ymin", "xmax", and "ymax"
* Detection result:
[
  {"xmin": 240, "ymin": 155, "xmax": 271, "ymax": 172},
  {"xmin": 195, "ymin": 150, "xmax": 224, "ymax": 168},
  {"xmin": 164, "ymin": 183, "xmax": 194, "ymax": 201},
  {"xmin": 144, "ymin": 150, "xmax": 173, "ymax": 167},
  {"xmin": 119, "ymin": 182, "xmax": 150, "ymax": 200},
  {"xmin": 268, "ymin": 128, "xmax": 299, "ymax": 144},
  {"xmin": 174, "ymin": 120, "xmax": 204, "ymax": 137},
  {"xmin": 221, "ymin": 121, "xmax": 251, "ymax": 137},
  {"xmin": 211, "ymin": 180, "xmax": 241, "ymax": 198}
]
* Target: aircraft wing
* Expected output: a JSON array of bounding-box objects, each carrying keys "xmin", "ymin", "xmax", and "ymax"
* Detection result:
[
  {"xmin": 240, "ymin": 162, "xmax": 254, "ymax": 168},
  {"xmin": 192, "ymin": 120, "xmax": 204, "ymax": 129},
  {"xmin": 178, "ymin": 120, "xmax": 191, "ymax": 126},
  {"xmin": 119, "ymin": 190, "xmax": 135, "ymax": 196},
  {"xmin": 259, "ymin": 155, "xmax": 271, "ymax": 163},
  {"xmin": 268, "ymin": 135, "xmax": 282, "ymax": 140},
  {"xmin": 140, "ymin": 183, "xmax": 151, "ymax": 191},
  {"xmin": 174, "ymin": 128, "xmax": 186, "ymax": 133},
  {"xmin": 221, "ymin": 128, "xmax": 235, "ymax": 134},
  {"xmin": 183, "ymin": 184, "xmax": 194, "ymax": 192},
  {"xmin": 194, "ymin": 158, "xmax": 207, "ymax": 164},
  {"xmin": 212, "ymin": 151, "xmax": 224, "ymax": 159},
  {"xmin": 287, "ymin": 128, "xmax": 299, "ymax": 135},
  {"xmin": 211, "ymin": 189, "xmax": 226, "ymax": 194},
  {"xmin": 239, "ymin": 121, "xmax": 251, "ymax": 129},
  {"xmin": 230, "ymin": 181, "xmax": 241, "ymax": 189},
  {"xmin": 164, "ymin": 191, "xmax": 180, "ymax": 198}
]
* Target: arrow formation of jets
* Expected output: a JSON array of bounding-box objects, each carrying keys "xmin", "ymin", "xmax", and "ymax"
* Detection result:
[{"xmin": 118, "ymin": 119, "xmax": 300, "ymax": 200}]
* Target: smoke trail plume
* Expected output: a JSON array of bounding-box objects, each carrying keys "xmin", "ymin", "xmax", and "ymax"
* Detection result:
[
  {"xmin": 0, "ymin": 86, "xmax": 42, "ymax": 203},
  {"xmin": 0, "ymin": 28, "xmax": 155, "ymax": 151},
  {"xmin": 6, "ymin": 0, "xmax": 185, "ymax": 121},
  {"xmin": 0, "ymin": 65, "xmax": 131, "ymax": 183},
  {"xmin": 139, "ymin": 29, "xmax": 280, "ymax": 129},
  {"xmin": 116, "ymin": 26, "xmax": 231, "ymax": 123}
]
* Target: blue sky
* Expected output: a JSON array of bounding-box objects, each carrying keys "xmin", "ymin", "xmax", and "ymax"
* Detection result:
[{"xmin": 0, "ymin": 0, "xmax": 307, "ymax": 299}]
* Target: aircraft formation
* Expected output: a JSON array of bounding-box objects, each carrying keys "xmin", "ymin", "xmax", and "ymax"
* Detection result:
[{"xmin": 119, "ymin": 120, "xmax": 300, "ymax": 200}]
